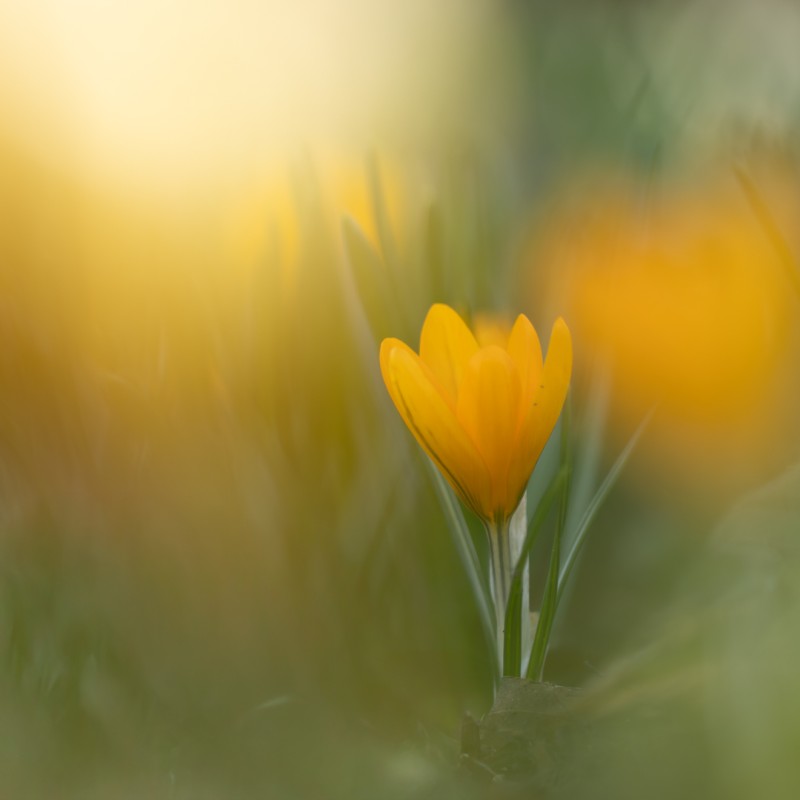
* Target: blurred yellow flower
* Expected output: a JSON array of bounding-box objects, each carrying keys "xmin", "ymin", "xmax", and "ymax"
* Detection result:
[
  {"xmin": 534, "ymin": 176, "xmax": 800, "ymax": 496},
  {"xmin": 380, "ymin": 304, "xmax": 572, "ymax": 524},
  {"xmin": 220, "ymin": 155, "xmax": 405, "ymax": 288}
]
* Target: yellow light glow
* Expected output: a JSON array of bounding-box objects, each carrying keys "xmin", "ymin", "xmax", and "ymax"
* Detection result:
[{"xmin": 0, "ymin": 0, "xmax": 492, "ymax": 194}]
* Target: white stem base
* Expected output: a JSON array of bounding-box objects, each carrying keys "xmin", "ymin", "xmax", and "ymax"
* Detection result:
[
  {"xmin": 488, "ymin": 496, "xmax": 530, "ymax": 674},
  {"xmin": 509, "ymin": 496, "xmax": 531, "ymax": 672}
]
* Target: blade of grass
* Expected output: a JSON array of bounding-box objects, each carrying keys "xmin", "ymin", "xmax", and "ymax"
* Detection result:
[
  {"xmin": 341, "ymin": 215, "xmax": 394, "ymax": 338},
  {"xmin": 429, "ymin": 466, "xmax": 498, "ymax": 677},
  {"xmin": 367, "ymin": 153, "xmax": 399, "ymax": 273},
  {"xmin": 734, "ymin": 165, "xmax": 800, "ymax": 300},
  {"xmin": 555, "ymin": 363, "xmax": 611, "ymax": 617},
  {"xmin": 557, "ymin": 408, "xmax": 654, "ymax": 603},
  {"xmin": 527, "ymin": 399, "xmax": 572, "ymax": 681},
  {"xmin": 503, "ymin": 466, "xmax": 567, "ymax": 677},
  {"xmin": 562, "ymin": 365, "xmax": 611, "ymax": 553},
  {"xmin": 423, "ymin": 201, "xmax": 446, "ymax": 302}
]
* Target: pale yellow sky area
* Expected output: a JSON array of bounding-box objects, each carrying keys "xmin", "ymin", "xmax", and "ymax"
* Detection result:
[{"xmin": 0, "ymin": 0, "xmax": 492, "ymax": 197}]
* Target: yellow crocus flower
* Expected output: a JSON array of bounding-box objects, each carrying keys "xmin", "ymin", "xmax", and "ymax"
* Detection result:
[{"xmin": 380, "ymin": 304, "xmax": 572, "ymax": 525}]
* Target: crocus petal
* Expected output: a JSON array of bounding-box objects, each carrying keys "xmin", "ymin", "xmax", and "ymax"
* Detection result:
[
  {"xmin": 507, "ymin": 314, "xmax": 543, "ymax": 412},
  {"xmin": 473, "ymin": 314, "xmax": 511, "ymax": 349},
  {"xmin": 456, "ymin": 346, "xmax": 522, "ymax": 517},
  {"xmin": 507, "ymin": 318, "xmax": 572, "ymax": 508},
  {"xmin": 380, "ymin": 338, "xmax": 491, "ymax": 517},
  {"xmin": 419, "ymin": 303, "xmax": 479, "ymax": 404}
]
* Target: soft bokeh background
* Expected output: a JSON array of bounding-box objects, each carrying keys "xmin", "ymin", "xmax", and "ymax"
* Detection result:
[{"xmin": 2, "ymin": 0, "xmax": 800, "ymax": 797}]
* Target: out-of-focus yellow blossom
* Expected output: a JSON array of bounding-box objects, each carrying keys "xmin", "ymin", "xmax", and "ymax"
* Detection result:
[
  {"xmin": 220, "ymin": 156, "xmax": 406, "ymax": 286},
  {"xmin": 472, "ymin": 313, "xmax": 514, "ymax": 349},
  {"xmin": 536, "ymin": 178, "xmax": 799, "ymax": 494},
  {"xmin": 380, "ymin": 304, "xmax": 572, "ymax": 524},
  {"xmin": 548, "ymin": 183, "xmax": 796, "ymax": 418}
]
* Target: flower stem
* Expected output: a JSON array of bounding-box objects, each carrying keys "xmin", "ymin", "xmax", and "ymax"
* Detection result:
[
  {"xmin": 487, "ymin": 518, "xmax": 512, "ymax": 669},
  {"xmin": 508, "ymin": 496, "xmax": 531, "ymax": 669}
]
